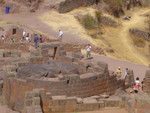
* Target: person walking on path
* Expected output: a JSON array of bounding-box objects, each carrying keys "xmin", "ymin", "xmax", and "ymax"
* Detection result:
[
  {"xmin": 124, "ymin": 68, "xmax": 129, "ymax": 78},
  {"xmin": 115, "ymin": 67, "xmax": 122, "ymax": 79},
  {"xmin": 58, "ymin": 29, "xmax": 63, "ymax": 41},
  {"xmin": 86, "ymin": 44, "xmax": 92, "ymax": 59},
  {"xmin": 34, "ymin": 34, "xmax": 39, "ymax": 48}
]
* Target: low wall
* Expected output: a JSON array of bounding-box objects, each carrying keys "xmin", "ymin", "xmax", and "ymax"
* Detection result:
[{"xmin": 3, "ymin": 72, "xmax": 124, "ymax": 112}]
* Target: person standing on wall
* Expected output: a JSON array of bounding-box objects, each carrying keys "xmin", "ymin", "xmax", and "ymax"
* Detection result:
[
  {"xmin": 58, "ymin": 29, "xmax": 63, "ymax": 41},
  {"xmin": 115, "ymin": 67, "xmax": 122, "ymax": 79},
  {"xmin": 86, "ymin": 44, "xmax": 92, "ymax": 59}
]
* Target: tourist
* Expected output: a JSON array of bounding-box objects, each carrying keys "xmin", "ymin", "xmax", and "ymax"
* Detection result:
[
  {"xmin": 34, "ymin": 34, "xmax": 39, "ymax": 48},
  {"xmin": 20, "ymin": 36, "xmax": 26, "ymax": 42},
  {"xmin": 10, "ymin": 38, "xmax": 15, "ymax": 44},
  {"xmin": 135, "ymin": 77, "xmax": 140, "ymax": 85},
  {"xmin": 39, "ymin": 35, "xmax": 44, "ymax": 43},
  {"xmin": 141, "ymin": 81, "xmax": 144, "ymax": 90},
  {"xmin": 133, "ymin": 83, "xmax": 140, "ymax": 93},
  {"xmin": 23, "ymin": 30, "xmax": 26, "ymax": 37},
  {"xmin": 124, "ymin": 68, "xmax": 129, "ymax": 78},
  {"xmin": 86, "ymin": 44, "xmax": 92, "ymax": 59},
  {"xmin": 1, "ymin": 35, "xmax": 6, "ymax": 43},
  {"xmin": 26, "ymin": 33, "xmax": 31, "ymax": 42},
  {"xmin": 115, "ymin": 67, "xmax": 122, "ymax": 79},
  {"xmin": 58, "ymin": 29, "xmax": 63, "ymax": 41}
]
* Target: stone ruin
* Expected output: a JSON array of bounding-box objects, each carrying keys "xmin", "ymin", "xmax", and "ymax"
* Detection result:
[
  {"xmin": 0, "ymin": 40, "xmax": 138, "ymax": 113},
  {"xmin": 0, "ymin": 24, "xmax": 33, "ymax": 41},
  {"xmin": 143, "ymin": 69, "xmax": 150, "ymax": 94},
  {"xmin": 0, "ymin": 24, "xmax": 149, "ymax": 113}
]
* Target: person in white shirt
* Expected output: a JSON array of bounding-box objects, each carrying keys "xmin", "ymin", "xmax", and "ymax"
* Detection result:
[
  {"xmin": 58, "ymin": 29, "xmax": 63, "ymax": 40},
  {"xmin": 135, "ymin": 77, "xmax": 140, "ymax": 85},
  {"xmin": 26, "ymin": 33, "xmax": 31, "ymax": 42},
  {"xmin": 86, "ymin": 44, "xmax": 92, "ymax": 59},
  {"xmin": 23, "ymin": 30, "xmax": 26, "ymax": 37}
]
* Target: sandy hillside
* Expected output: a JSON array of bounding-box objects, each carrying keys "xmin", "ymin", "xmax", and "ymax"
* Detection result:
[
  {"xmin": 100, "ymin": 8, "xmax": 150, "ymax": 66},
  {"xmin": 39, "ymin": 7, "xmax": 150, "ymax": 66}
]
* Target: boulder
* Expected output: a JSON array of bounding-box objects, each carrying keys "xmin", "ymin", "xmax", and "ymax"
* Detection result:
[{"xmin": 16, "ymin": 60, "xmax": 79, "ymax": 79}]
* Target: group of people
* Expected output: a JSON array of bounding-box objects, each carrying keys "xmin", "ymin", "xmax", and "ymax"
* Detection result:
[
  {"xmin": 21, "ymin": 31, "xmax": 31, "ymax": 42},
  {"xmin": 115, "ymin": 66, "xmax": 142, "ymax": 93},
  {"xmin": 33, "ymin": 34, "xmax": 44, "ymax": 48},
  {"xmin": 1, "ymin": 35, "xmax": 15, "ymax": 44}
]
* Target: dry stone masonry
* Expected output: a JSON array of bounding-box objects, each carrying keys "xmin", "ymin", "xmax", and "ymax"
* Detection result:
[{"xmin": 0, "ymin": 41, "xmax": 128, "ymax": 113}]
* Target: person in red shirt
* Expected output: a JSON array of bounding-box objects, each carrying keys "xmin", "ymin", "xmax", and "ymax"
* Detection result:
[{"xmin": 133, "ymin": 83, "xmax": 140, "ymax": 93}]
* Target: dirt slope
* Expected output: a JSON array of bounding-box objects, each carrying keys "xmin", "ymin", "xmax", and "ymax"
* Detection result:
[{"xmin": 100, "ymin": 8, "xmax": 150, "ymax": 66}]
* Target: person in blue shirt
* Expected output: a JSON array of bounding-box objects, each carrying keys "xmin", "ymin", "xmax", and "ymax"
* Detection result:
[{"xmin": 34, "ymin": 34, "xmax": 39, "ymax": 48}]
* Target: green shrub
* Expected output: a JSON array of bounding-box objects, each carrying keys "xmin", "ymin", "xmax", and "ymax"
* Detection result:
[
  {"xmin": 81, "ymin": 13, "xmax": 96, "ymax": 30},
  {"xmin": 95, "ymin": 11, "xmax": 102, "ymax": 24}
]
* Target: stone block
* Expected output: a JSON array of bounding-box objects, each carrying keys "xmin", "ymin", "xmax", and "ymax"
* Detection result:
[
  {"xmin": 33, "ymin": 89, "xmax": 42, "ymax": 97},
  {"xmin": 16, "ymin": 61, "xmax": 28, "ymax": 67},
  {"xmin": 61, "ymin": 56, "xmax": 74, "ymax": 62},
  {"xmin": 98, "ymin": 101, "xmax": 105, "ymax": 109},
  {"xmin": 104, "ymin": 99, "xmax": 120, "ymax": 107},
  {"xmin": 7, "ymin": 72, "xmax": 16, "ymax": 77},
  {"xmin": 3, "ymin": 65, "xmax": 17, "ymax": 73},
  {"xmin": 10, "ymin": 50, "xmax": 21, "ymax": 57},
  {"xmin": 97, "ymin": 61, "xmax": 108, "ymax": 73},
  {"xmin": 77, "ymin": 98, "xmax": 83, "ymax": 104},
  {"xmin": 59, "ymin": 50, "xmax": 66, "ymax": 56},
  {"xmin": 64, "ymin": 97, "xmax": 77, "ymax": 112},
  {"xmin": 3, "ymin": 51, "xmax": 11, "ymax": 57},
  {"xmin": 82, "ymin": 98, "xmax": 99, "ymax": 110},
  {"xmin": 33, "ymin": 97, "xmax": 41, "ymax": 105},
  {"xmin": 49, "ymin": 106, "xmax": 65, "ymax": 112},
  {"xmin": 51, "ymin": 95, "xmax": 66, "ymax": 106},
  {"xmin": 80, "ymin": 73, "xmax": 97, "ymax": 81},
  {"xmin": 25, "ymin": 99, "xmax": 33, "ymax": 106},
  {"xmin": 0, "ymin": 52, "xmax": 4, "ymax": 57},
  {"xmin": 26, "ymin": 106, "xmax": 34, "ymax": 113},
  {"xmin": 25, "ymin": 92, "xmax": 33, "ymax": 99},
  {"xmin": 34, "ymin": 108, "xmax": 42, "ymax": 112}
]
